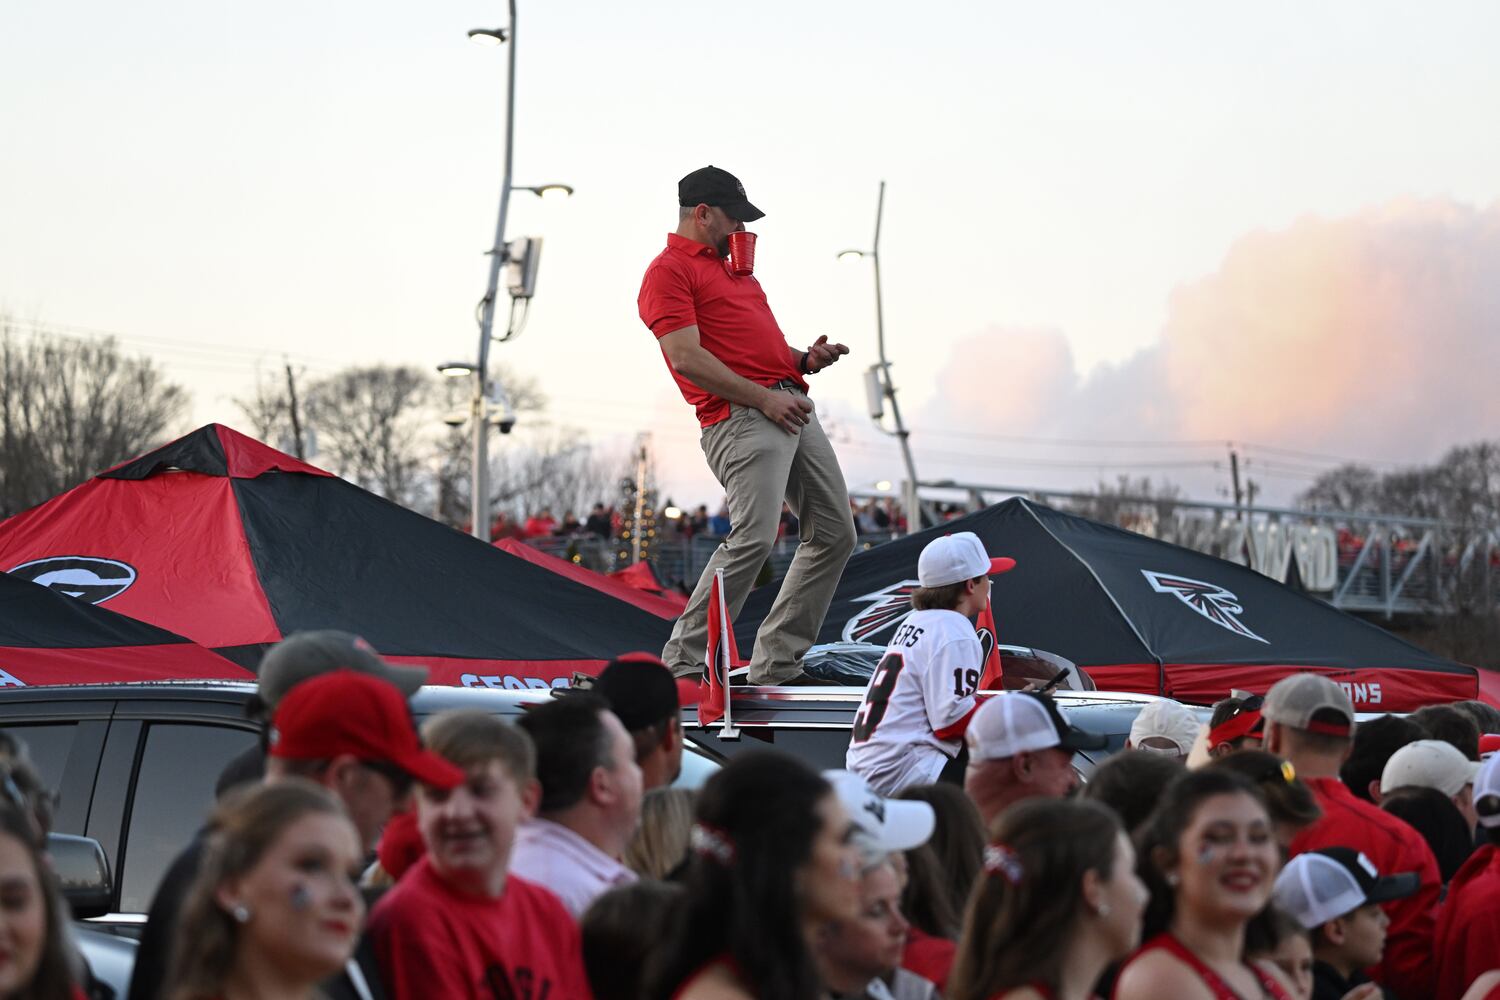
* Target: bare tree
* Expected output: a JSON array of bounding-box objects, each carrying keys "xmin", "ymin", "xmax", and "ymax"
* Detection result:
[
  {"xmin": 1296, "ymin": 463, "xmax": 1386, "ymax": 514},
  {"xmin": 1060, "ymin": 475, "xmax": 1182, "ymax": 533},
  {"xmin": 489, "ymin": 429, "xmax": 618, "ymax": 526},
  {"xmin": 300, "ymin": 366, "xmax": 437, "ymax": 508},
  {"xmin": 238, "ymin": 362, "xmax": 548, "ymax": 517},
  {"xmin": 0, "ymin": 318, "xmax": 188, "ymax": 517}
]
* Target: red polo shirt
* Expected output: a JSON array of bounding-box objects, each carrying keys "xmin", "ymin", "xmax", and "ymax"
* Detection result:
[
  {"xmin": 1288, "ymin": 776, "xmax": 1440, "ymax": 1000},
  {"xmin": 638, "ymin": 232, "xmax": 805, "ymax": 427}
]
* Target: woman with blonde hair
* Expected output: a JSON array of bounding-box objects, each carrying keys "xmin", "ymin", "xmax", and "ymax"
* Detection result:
[
  {"xmin": 164, "ymin": 781, "xmax": 364, "ymax": 1000},
  {"xmin": 948, "ymin": 799, "xmax": 1147, "ymax": 1000},
  {"xmin": 624, "ymin": 786, "xmax": 695, "ymax": 879}
]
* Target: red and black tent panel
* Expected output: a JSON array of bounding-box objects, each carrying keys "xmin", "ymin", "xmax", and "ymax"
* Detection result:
[
  {"xmin": 735, "ymin": 497, "xmax": 1475, "ymax": 711},
  {"xmin": 0, "ymin": 425, "xmax": 671, "ymax": 688},
  {"xmin": 0, "ymin": 571, "xmax": 250, "ymax": 687},
  {"xmin": 492, "ymin": 539, "xmax": 687, "ymax": 619}
]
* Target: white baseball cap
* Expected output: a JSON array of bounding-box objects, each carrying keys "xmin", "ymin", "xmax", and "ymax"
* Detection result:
[
  {"xmin": 1129, "ymin": 699, "xmax": 1201, "ymax": 757},
  {"xmin": 1273, "ymin": 848, "xmax": 1419, "ymax": 929},
  {"xmin": 823, "ymin": 770, "xmax": 935, "ymax": 859},
  {"xmin": 1263, "ymin": 673, "xmax": 1355, "ymax": 736},
  {"xmin": 1473, "ymin": 753, "xmax": 1500, "ymax": 829},
  {"xmin": 965, "ymin": 692, "xmax": 1108, "ymax": 762},
  {"xmin": 1380, "ymin": 739, "xmax": 1481, "ymax": 798},
  {"xmin": 917, "ymin": 531, "xmax": 1016, "ymax": 588}
]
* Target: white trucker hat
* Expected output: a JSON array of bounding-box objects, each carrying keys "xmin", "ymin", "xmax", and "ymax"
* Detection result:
[
  {"xmin": 965, "ymin": 692, "xmax": 1108, "ymax": 762},
  {"xmin": 1380, "ymin": 739, "xmax": 1481, "ymax": 798},
  {"xmin": 1273, "ymin": 848, "xmax": 1419, "ymax": 929},
  {"xmin": 917, "ymin": 531, "xmax": 1016, "ymax": 588},
  {"xmin": 823, "ymin": 770, "xmax": 935, "ymax": 860}
]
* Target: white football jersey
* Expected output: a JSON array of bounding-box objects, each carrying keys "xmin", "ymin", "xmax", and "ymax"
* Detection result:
[{"xmin": 846, "ymin": 608, "xmax": 983, "ymax": 795}]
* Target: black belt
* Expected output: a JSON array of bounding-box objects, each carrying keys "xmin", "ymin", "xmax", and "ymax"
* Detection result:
[{"xmin": 768, "ymin": 379, "xmax": 802, "ymax": 392}]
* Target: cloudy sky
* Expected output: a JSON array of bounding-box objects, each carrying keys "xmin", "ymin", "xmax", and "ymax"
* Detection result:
[{"xmin": 3, "ymin": 1, "xmax": 1498, "ymax": 510}]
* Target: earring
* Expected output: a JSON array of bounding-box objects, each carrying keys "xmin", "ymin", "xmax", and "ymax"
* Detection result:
[
  {"xmin": 231, "ymin": 903, "xmax": 252, "ymax": 924},
  {"xmin": 1165, "ymin": 873, "xmax": 1180, "ymax": 888},
  {"xmin": 1096, "ymin": 902, "xmax": 1111, "ymax": 918}
]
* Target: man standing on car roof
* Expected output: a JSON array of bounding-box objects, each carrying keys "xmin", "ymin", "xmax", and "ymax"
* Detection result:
[
  {"xmin": 638, "ymin": 165, "xmax": 856, "ymax": 686},
  {"xmin": 847, "ymin": 532, "xmax": 1017, "ymax": 795}
]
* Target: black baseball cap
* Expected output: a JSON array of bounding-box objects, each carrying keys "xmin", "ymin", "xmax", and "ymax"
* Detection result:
[
  {"xmin": 678, "ymin": 165, "xmax": 765, "ymax": 223},
  {"xmin": 577, "ymin": 652, "xmax": 702, "ymax": 732}
]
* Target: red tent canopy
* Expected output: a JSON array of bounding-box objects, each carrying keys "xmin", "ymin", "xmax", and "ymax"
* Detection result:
[
  {"xmin": 609, "ymin": 560, "xmax": 689, "ymax": 611},
  {"xmin": 1477, "ymin": 668, "xmax": 1500, "ymax": 712},
  {"xmin": 0, "ymin": 425, "xmax": 671, "ymax": 688},
  {"xmin": 492, "ymin": 539, "xmax": 686, "ymax": 619}
]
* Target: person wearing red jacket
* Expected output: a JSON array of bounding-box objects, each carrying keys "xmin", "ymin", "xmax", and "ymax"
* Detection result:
[
  {"xmin": 1434, "ymin": 753, "xmax": 1500, "ymax": 1000},
  {"xmin": 369, "ymin": 710, "xmax": 591, "ymax": 999},
  {"xmin": 1265, "ymin": 674, "xmax": 1440, "ymax": 1000}
]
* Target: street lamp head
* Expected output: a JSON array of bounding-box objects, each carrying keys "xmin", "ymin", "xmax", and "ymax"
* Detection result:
[
  {"xmin": 467, "ymin": 27, "xmax": 508, "ymax": 45},
  {"xmin": 437, "ymin": 361, "xmax": 476, "ymax": 377},
  {"xmin": 837, "ymin": 249, "xmax": 867, "ymax": 262},
  {"xmin": 512, "ymin": 183, "xmax": 575, "ymax": 200}
]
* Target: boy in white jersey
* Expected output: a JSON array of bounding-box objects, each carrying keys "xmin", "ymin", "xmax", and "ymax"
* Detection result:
[{"xmin": 846, "ymin": 531, "xmax": 1015, "ymax": 795}]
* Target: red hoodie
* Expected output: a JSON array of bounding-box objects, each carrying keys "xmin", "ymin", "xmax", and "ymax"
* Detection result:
[
  {"xmin": 1289, "ymin": 776, "xmax": 1439, "ymax": 1000},
  {"xmin": 1434, "ymin": 843, "xmax": 1500, "ymax": 1000}
]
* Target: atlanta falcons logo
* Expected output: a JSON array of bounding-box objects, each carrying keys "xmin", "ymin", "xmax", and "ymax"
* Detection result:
[
  {"xmin": 842, "ymin": 579, "xmax": 919, "ymax": 643},
  {"xmin": 1142, "ymin": 570, "xmax": 1269, "ymax": 644}
]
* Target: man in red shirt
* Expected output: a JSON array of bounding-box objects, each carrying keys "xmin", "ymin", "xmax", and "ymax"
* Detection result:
[
  {"xmin": 638, "ymin": 165, "xmax": 856, "ymax": 685},
  {"xmin": 369, "ymin": 710, "xmax": 591, "ymax": 999},
  {"xmin": 1434, "ymin": 753, "xmax": 1500, "ymax": 1000},
  {"xmin": 1268, "ymin": 673, "xmax": 1440, "ymax": 1000}
]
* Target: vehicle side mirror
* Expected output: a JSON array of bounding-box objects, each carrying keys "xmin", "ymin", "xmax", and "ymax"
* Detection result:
[{"xmin": 47, "ymin": 833, "xmax": 112, "ymax": 919}]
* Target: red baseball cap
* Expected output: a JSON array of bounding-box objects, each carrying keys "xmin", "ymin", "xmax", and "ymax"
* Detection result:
[{"xmin": 268, "ymin": 670, "xmax": 463, "ymax": 789}]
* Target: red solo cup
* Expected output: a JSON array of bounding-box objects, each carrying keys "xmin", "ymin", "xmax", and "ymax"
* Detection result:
[{"xmin": 728, "ymin": 231, "xmax": 757, "ymax": 276}]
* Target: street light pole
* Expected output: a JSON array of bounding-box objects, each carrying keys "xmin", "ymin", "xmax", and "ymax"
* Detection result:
[
  {"xmin": 844, "ymin": 182, "xmax": 921, "ymax": 534},
  {"xmin": 467, "ymin": 2, "xmax": 518, "ymax": 541}
]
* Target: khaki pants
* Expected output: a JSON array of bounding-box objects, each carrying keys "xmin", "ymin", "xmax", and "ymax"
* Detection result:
[{"xmin": 662, "ymin": 389, "xmax": 856, "ymax": 684}]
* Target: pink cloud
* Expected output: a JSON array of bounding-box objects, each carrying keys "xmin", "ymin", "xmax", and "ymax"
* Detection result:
[{"xmin": 919, "ymin": 198, "xmax": 1500, "ymax": 481}]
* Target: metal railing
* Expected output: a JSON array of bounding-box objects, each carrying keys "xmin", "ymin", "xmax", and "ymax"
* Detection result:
[
  {"xmin": 906, "ymin": 480, "xmax": 1499, "ymax": 618},
  {"xmin": 511, "ymin": 482, "xmax": 1497, "ymax": 619}
]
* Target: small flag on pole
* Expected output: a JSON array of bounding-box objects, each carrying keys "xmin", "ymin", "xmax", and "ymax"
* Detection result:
[
  {"xmin": 976, "ymin": 597, "xmax": 1004, "ymax": 690},
  {"xmin": 700, "ymin": 568, "xmax": 739, "ymax": 732}
]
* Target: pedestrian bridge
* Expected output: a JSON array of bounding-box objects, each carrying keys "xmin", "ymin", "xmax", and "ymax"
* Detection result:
[{"xmin": 909, "ymin": 481, "xmax": 1497, "ymax": 619}]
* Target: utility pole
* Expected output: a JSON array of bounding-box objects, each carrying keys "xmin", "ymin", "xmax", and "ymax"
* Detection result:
[
  {"xmin": 1228, "ymin": 445, "xmax": 1244, "ymax": 520},
  {"xmin": 284, "ymin": 363, "xmax": 305, "ymax": 461},
  {"xmin": 840, "ymin": 182, "xmax": 921, "ymax": 534}
]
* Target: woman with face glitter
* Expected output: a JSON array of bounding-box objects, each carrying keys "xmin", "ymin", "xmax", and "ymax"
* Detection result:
[
  {"xmin": 643, "ymin": 751, "xmax": 863, "ymax": 1000},
  {"xmin": 1115, "ymin": 769, "xmax": 1296, "ymax": 1000},
  {"xmin": 164, "ymin": 782, "xmax": 365, "ymax": 1000}
]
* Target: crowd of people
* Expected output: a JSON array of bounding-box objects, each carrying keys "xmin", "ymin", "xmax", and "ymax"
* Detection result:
[
  {"xmin": 3, "ymin": 623, "xmax": 1500, "ymax": 999},
  {"xmin": 485, "ymin": 496, "xmax": 913, "ymax": 548}
]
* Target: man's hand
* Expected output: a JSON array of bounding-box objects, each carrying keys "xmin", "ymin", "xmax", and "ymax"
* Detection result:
[
  {"xmin": 804, "ymin": 335, "xmax": 849, "ymax": 374},
  {"xmin": 759, "ymin": 387, "xmax": 814, "ymax": 435}
]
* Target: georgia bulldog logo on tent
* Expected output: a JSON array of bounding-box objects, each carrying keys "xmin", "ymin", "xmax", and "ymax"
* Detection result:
[
  {"xmin": 8, "ymin": 556, "xmax": 138, "ymax": 605},
  {"xmin": 842, "ymin": 580, "xmax": 920, "ymax": 643},
  {"xmin": 1142, "ymin": 569, "xmax": 1268, "ymax": 644}
]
